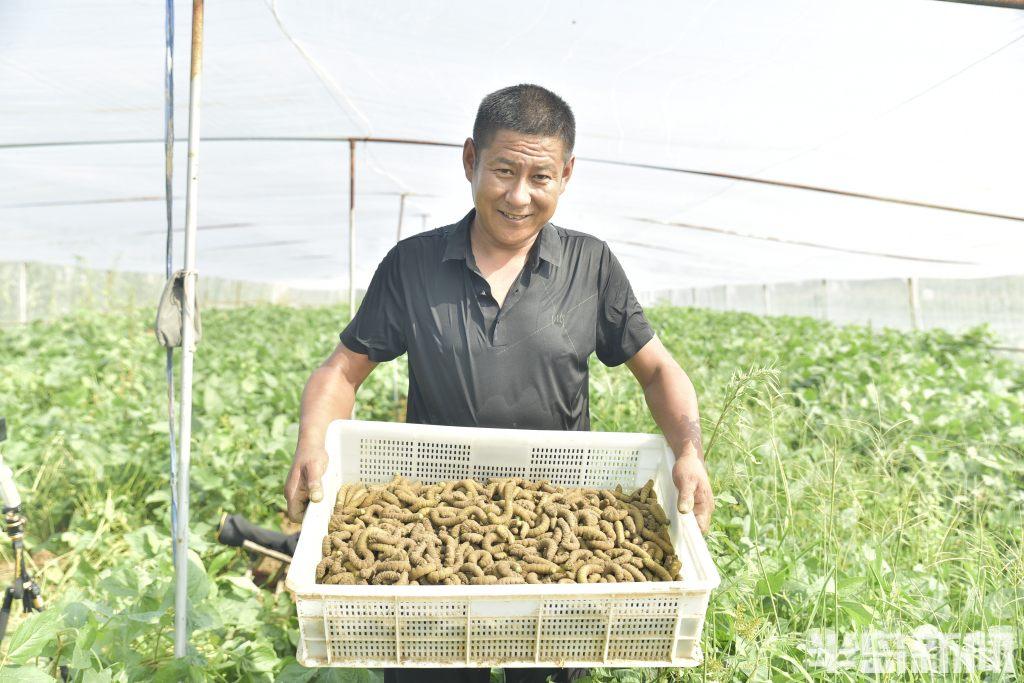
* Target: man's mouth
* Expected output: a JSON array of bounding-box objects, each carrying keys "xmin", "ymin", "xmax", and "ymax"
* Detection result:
[{"xmin": 499, "ymin": 210, "xmax": 530, "ymax": 223}]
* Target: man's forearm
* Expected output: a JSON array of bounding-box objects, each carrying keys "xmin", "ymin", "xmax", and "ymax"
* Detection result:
[
  {"xmin": 295, "ymin": 365, "xmax": 357, "ymax": 451},
  {"xmin": 642, "ymin": 363, "xmax": 704, "ymax": 463}
]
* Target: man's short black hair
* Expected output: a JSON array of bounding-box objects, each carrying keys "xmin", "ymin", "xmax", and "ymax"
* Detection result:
[{"xmin": 472, "ymin": 84, "xmax": 576, "ymax": 163}]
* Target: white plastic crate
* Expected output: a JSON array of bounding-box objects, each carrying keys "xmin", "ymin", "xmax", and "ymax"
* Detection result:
[{"xmin": 286, "ymin": 419, "xmax": 720, "ymax": 669}]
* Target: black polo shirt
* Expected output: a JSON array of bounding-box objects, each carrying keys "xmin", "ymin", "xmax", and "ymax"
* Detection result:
[{"xmin": 340, "ymin": 208, "xmax": 654, "ymax": 431}]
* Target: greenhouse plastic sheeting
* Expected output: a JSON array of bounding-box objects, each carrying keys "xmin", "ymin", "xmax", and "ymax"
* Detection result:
[
  {"xmin": 2, "ymin": 0, "xmax": 1023, "ymax": 292},
  {"xmin": 641, "ymin": 276, "xmax": 1024, "ymax": 350},
  {"xmin": 0, "ymin": 261, "xmax": 358, "ymax": 326}
]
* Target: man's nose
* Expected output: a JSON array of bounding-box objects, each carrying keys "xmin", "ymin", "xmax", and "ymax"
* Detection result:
[{"xmin": 505, "ymin": 176, "xmax": 531, "ymax": 208}]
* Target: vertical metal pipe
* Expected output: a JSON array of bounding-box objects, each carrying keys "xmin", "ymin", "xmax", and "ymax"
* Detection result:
[
  {"xmin": 396, "ymin": 193, "xmax": 406, "ymax": 243},
  {"xmin": 908, "ymin": 277, "xmax": 922, "ymax": 330},
  {"xmin": 175, "ymin": 0, "xmax": 204, "ymax": 659},
  {"xmin": 821, "ymin": 278, "xmax": 829, "ymax": 321},
  {"xmin": 348, "ymin": 139, "xmax": 356, "ymax": 321},
  {"xmin": 163, "ymin": 0, "xmax": 178, "ymax": 577},
  {"xmin": 164, "ymin": 0, "xmax": 175, "ymax": 282},
  {"xmin": 17, "ymin": 262, "xmax": 28, "ymax": 324}
]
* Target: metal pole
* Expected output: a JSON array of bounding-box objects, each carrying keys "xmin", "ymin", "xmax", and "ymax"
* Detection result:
[
  {"xmin": 17, "ymin": 262, "xmax": 27, "ymax": 324},
  {"xmin": 907, "ymin": 277, "xmax": 922, "ymax": 330},
  {"xmin": 348, "ymin": 139, "xmax": 356, "ymax": 321},
  {"xmin": 175, "ymin": 0, "xmax": 204, "ymax": 659},
  {"xmin": 164, "ymin": 0, "xmax": 175, "ymax": 282},
  {"xmin": 163, "ymin": 0, "xmax": 179, "ymax": 584},
  {"xmin": 821, "ymin": 279, "xmax": 829, "ymax": 321},
  {"xmin": 396, "ymin": 193, "xmax": 406, "ymax": 243}
]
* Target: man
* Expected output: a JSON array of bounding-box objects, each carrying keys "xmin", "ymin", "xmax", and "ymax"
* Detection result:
[{"xmin": 284, "ymin": 84, "xmax": 714, "ymax": 683}]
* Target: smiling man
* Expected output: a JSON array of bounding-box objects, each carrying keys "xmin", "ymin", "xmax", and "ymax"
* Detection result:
[{"xmin": 285, "ymin": 84, "xmax": 714, "ymax": 683}]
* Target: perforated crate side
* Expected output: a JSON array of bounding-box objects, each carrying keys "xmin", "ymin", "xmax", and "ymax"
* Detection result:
[
  {"xmin": 323, "ymin": 598, "xmax": 396, "ymax": 664},
  {"xmin": 289, "ymin": 420, "xmax": 721, "ymax": 669}
]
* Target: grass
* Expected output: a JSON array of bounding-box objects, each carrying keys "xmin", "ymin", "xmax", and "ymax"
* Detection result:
[{"xmin": 0, "ymin": 304, "xmax": 1021, "ymax": 681}]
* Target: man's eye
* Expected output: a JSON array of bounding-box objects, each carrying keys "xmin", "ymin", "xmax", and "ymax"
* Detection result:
[
  {"xmin": 497, "ymin": 169, "xmax": 513, "ymax": 175},
  {"xmin": 534, "ymin": 175, "xmax": 551, "ymax": 182}
]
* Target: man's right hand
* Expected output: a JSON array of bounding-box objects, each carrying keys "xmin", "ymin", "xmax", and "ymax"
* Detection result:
[
  {"xmin": 286, "ymin": 342, "xmax": 376, "ymax": 523},
  {"xmin": 285, "ymin": 445, "xmax": 328, "ymax": 523}
]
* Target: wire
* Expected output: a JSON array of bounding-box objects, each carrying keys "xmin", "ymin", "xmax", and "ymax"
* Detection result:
[
  {"xmin": 265, "ymin": 0, "xmax": 370, "ymax": 134},
  {"xmin": 264, "ymin": 0, "xmax": 415, "ymax": 195}
]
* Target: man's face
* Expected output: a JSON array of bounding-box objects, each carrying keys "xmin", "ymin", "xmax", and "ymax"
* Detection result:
[{"xmin": 463, "ymin": 128, "xmax": 575, "ymax": 249}]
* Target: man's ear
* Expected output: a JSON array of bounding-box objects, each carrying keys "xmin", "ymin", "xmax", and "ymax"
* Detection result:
[
  {"xmin": 462, "ymin": 137, "xmax": 476, "ymax": 182},
  {"xmin": 559, "ymin": 154, "xmax": 576, "ymax": 192}
]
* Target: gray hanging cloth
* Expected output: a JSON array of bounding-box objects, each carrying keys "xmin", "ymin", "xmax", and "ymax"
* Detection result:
[{"xmin": 155, "ymin": 269, "xmax": 202, "ymax": 349}]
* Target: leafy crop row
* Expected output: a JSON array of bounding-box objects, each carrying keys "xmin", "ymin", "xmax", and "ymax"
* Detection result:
[{"xmin": 0, "ymin": 305, "xmax": 1021, "ymax": 681}]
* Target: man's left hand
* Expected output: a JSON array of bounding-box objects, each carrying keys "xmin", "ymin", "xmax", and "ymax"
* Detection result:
[{"xmin": 672, "ymin": 453, "xmax": 714, "ymax": 535}]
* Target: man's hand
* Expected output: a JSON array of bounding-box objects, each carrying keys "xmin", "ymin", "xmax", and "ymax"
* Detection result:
[
  {"xmin": 285, "ymin": 342, "xmax": 376, "ymax": 523},
  {"xmin": 285, "ymin": 444, "xmax": 328, "ymax": 523},
  {"xmin": 626, "ymin": 336, "xmax": 714, "ymax": 535},
  {"xmin": 673, "ymin": 452, "xmax": 714, "ymax": 534}
]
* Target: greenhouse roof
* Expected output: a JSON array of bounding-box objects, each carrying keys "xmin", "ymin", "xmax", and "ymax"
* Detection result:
[{"xmin": 2, "ymin": 0, "xmax": 1023, "ymax": 291}]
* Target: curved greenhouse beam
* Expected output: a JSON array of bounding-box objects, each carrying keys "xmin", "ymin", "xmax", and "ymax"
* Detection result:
[
  {"xmin": 1, "ymin": 135, "xmax": 1022, "ymax": 223},
  {"xmin": 628, "ymin": 217, "xmax": 979, "ymax": 266},
  {"xmin": 936, "ymin": 0, "xmax": 1024, "ymax": 7}
]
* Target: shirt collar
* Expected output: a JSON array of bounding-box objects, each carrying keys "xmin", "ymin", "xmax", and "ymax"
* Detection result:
[{"xmin": 442, "ymin": 207, "xmax": 562, "ymax": 270}]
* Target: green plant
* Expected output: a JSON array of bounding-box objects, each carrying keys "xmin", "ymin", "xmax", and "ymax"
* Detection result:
[{"xmin": 0, "ymin": 304, "xmax": 1020, "ymax": 680}]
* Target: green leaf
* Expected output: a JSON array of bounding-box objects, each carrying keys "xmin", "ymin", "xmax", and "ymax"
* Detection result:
[
  {"xmin": 62, "ymin": 601, "xmax": 92, "ymax": 629},
  {"xmin": 612, "ymin": 670, "xmax": 644, "ymax": 683},
  {"xmin": 206, "ymin": 549, "xmax": 237, "ymax": 578},
  {"xmin": 186, "ymin": 550, "xmax": 210, "ymax": 602},
  {"xmin": 716, "ymin": 491, "xmax": 739, "ymax": 506},
  {"xmin": 188, "ymin": 602, "xmax": 222, "ymax": 631},
  {"xmin": 69, "ymin": 632, "xmax": 94, "ymax": 669},
  {"xmin": 203, "ymin": 386, "xmax": 224, "ymax": 416},
  {"xmin": 754, "ymin": 568, "xmax": 788, "ymax": 597},
  {"xmin": 0, "ymin": 666, "xmax": 56, "ymax": 682},
  {"xmin": 82, "ymin": 669, "xmax": 114, "ymax": 683},
  {"xmin": 224, "ymin": 575, "xmax": 259, "ymax": 594},
  {"xmin": 4, "ymin": 608, "xmax": 63, "ymax": 665},
  {"xmin": 244, "ymin": 641, "xmax": 280, "ymax": 674},
  {"xmin": 839, "ymin": 599, "xmax": 874, "ymax": 627},
  {"xmin": 314, "ymin": 668, "xmax": 382, "ymax": 683},
  {"xmin": 152, "ymin": 656, "xmax": 205, "ymax": 683},
  {"xmin": 274, "ymin": 659, "xmax": 316, "ymax": 682}
]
